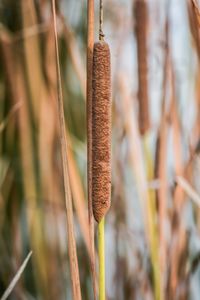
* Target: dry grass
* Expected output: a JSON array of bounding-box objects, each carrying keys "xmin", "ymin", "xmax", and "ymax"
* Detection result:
[{"xmin": 1, "ymin": 1, "xmax": 200, "ymax": 299}]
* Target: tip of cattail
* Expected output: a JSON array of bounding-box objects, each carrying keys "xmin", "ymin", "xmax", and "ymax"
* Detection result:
[{"xmin": 92, "ymin": 41, "xmax": 111, "ymax": 223}]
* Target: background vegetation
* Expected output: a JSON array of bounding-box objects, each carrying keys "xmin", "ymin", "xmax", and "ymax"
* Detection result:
[{"xmin": 1, "ymin": 0, "xmax": 200, "ymax": 299}]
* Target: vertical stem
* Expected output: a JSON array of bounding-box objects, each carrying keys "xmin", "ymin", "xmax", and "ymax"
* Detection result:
[
  {"xmin": 52, "ymin": 2, "xmax": 81, "ymax": 299},
  {"xmin": 143, "ymin": 135, "xmax": 161, "ymax": 300},
  {"xmin": 98, "ymin": 218, "xmax": 105, "ymax": 300},
  {"xmin": 99, "ymin": 0, "xmax": 104, "ymax": 41},
  {"xmin": 134, "ymin": 0, "xmax": 150, "ymax": 135}
]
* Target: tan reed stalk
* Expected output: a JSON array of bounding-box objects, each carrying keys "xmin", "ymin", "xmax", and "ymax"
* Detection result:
[
  {"xmin": 134, "ymin": 0, "xmax": 150, "ymax": 135},
  {"xmin": 154, "ymin": 19, "xmax": 169, "ymax": 299},
  {"xmin": 21, "ymin": 0, "xmax": 44, "ymax": 122},
  {"xmin": 21, "ymin": 10, "xmax": 60, "ymax": 294},
  {"xmin": 119, "ymin": 78, "xmax": 161, "ymax": 300},
  {"xmin": 134, "ymin": 2, "xmax": 161, "ymax": 298},
  {"xmin": 51, "ymin": 2, "xmax": 82, "ymax": 299},
  {"xmin": 167, "ymin": 63, "xmax": 185, "ymax": 299},
  {"xmin": 154, "ymin": 98, "xmax": 168, "ymax": 299},
  {"xmin": 66, "ymin": 135, "xmax": 90, "ymax": 252},
  {"xmin": 167, "ymin": 56, "xmax": 197, "ymax": 298}
]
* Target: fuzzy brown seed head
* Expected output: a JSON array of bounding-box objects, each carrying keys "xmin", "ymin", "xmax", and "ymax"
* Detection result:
[
  {"xmin": 92, "ymin": 41, "xmax": 111, "ymax": 223},
  {"xmin": 134, "ymin": 0, "xmax": 150, "ymax": 135}
]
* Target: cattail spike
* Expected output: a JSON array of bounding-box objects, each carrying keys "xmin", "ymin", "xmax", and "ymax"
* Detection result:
[
  {"xmin": 134, "ymin": 0, "xmax": 150, "ymax": 135},
  {"xmin": 92, "ymin": 41, "xmax": 111, "ymax": 223}
]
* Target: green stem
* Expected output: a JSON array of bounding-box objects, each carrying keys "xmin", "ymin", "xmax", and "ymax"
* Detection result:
[
  {"xmin": 143, "ymin": 134, "xmax": 162, "ymax": 300},
  {"xmin": 98, "ymin": 217, "xmax": 105, "ymax": 300}
]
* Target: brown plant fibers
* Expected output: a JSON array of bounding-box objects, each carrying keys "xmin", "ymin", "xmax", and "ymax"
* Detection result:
[
  {"xmin": 92, "ymin": 41, "xmax": 111, "ymax": 223},
  {"xmin": 134, "ymin": 0, "xmax": 150, "ymax": 135}
]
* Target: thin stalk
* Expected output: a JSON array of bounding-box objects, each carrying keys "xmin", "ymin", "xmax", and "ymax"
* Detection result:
[
  {"xmin": 119, "ymin": 75, "xmax": 161, "ymax": 299},
  {"xmin": 154, "ymin": 18, "xmax": 169, "ymax": 299},
  {"xmin": 21, "ymin": 0, "xmax": 44, "ymax": 122},
  {"xmin": 99, "ymin": 0, "xmax": 104, "ymax": 41},
  {"xmin": 98, "ymin": 218, "xmax": 105, "ymax": 300},
  {"xmin": 1, "ymin": 251, "xmax": 32, "ymax": 300},
  {"xmin": 167, "ymin": 64, "xmax": 186, "ymax": 298},
  {"xmin": 51, "ymin": 2, "xmax": 82, "ymax": 299},
  {"xmin": 134, "ymin": 0, "xmax": 150, "ymax": 135},
  {"xmin": 143, "ymin": 135, "xmax": 162, "ymax": 300}
]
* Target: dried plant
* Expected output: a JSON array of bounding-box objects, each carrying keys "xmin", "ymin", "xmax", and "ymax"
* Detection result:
[
  {"xmin": 133, "ymin": 0, "xmax": 150, "ymax": 135},
  {"xmin": 92, "ymin": 41, "xmax": 111, "ymax": 223},
  {"xmin": 1, "ymin": 1, "xmax": 200, "ymax": 299}
]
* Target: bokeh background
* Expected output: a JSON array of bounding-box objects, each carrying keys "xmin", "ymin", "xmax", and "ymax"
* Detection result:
[{"xmin": 1, "ymin": 0, "xmax": 200, "ymax": 299}]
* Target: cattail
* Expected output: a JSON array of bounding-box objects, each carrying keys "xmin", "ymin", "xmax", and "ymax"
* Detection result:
[
  {"xmin": 92, "ymin": 41, "xmax": 111, "ymax": 223},
  {"xmin": 134, "ymin": 0, "xmax": 150, "ymax": 135}
]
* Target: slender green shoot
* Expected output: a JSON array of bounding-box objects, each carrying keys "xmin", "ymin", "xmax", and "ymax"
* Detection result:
[
  {"xmin": 143, "ymin": 134, "xmax": 162, "ymax": 300},
  {"xmin": 98, "ymin": 217, "xmax": 105, "ymax": 300}
]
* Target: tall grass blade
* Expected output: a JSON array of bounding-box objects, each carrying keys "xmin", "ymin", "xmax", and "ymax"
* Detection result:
[
  {"xmin": 51, "ymin": 2, "xmax": 82, "ymax": 299},
  {"xmin": 0, "ymin": 251, "xmax": 32, "ymax": 300}
]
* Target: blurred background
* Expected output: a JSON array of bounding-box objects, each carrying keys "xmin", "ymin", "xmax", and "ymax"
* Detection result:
[{"xmin": 1, "ymin": 0, "xmax": 200, "ymax": 299}]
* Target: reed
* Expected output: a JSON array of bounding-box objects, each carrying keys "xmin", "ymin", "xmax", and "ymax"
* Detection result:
[
  {"xmin": 1, "ymin": 1, "xmax": 200, "ymax": 299},
  {"xmin": 134, "ymin": 0, "xmax": 150, "ymax": 135},
  {"xmin": 133, "ymin": 1, "xmax": 161, "ymax": 299},
  {"xmin": 86, "ymin": 0, "xmax": 96, "ymax": 298},
  {"xmin": 92, "ymin": 41, "xmax": 111, "ymax": 223},
  {"xmin": 91, "ymin": 2, "xmax": 112, "ymax": 299},
  {"xmin": 154, "ymin": 19, "xmax": 169, "ymax": 298},
  {"xmin": 52, "ymin": 2, "xmax": 82, "ymax": 299},
  {"xmin": 92, "ymin": 40, "xmax": 111, "ymax": 299}
]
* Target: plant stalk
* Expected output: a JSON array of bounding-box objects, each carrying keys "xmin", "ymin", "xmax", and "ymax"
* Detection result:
[
  {"xmin": 98, "ymin": 218, "xmax": 105, "ymax": 300},
  {"xmin": 143, "ymin": 134, "xmax": 161, "ymax": 300}
]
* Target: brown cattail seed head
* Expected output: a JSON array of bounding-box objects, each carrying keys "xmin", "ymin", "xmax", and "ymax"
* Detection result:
[
  {"xmin": 134, "ymin": 0, "xmax": 150, "ymax": 135},
  {"xmin": 92, "ymin": 41, "xmax": 111, "ymax": 223}
]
